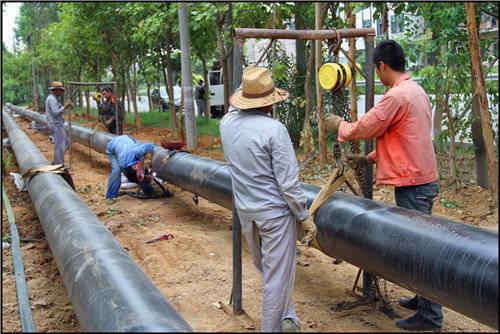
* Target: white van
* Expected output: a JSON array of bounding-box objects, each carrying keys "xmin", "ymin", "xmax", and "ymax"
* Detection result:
[
  {"xmin": 207, "ymin": 70, "xmax": 225, "ymax": 118},
  {"xmin": 158, "ymin": 70, "xmax": 226, "ymax": 118}
]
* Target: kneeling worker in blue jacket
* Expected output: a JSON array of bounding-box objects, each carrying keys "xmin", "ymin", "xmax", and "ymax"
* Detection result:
[{"xmin": 105, "ymin": 135, "xmax": 155, "ymax": 205}]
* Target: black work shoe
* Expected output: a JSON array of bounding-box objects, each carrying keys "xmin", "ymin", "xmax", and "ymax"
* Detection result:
[
  {"xmin": 399, "ymin": 297, "xmax": 419, "ymax": 310},
  {"xmin": 395, "ymin": 313, "xmax": 442, "ymax": 331}
]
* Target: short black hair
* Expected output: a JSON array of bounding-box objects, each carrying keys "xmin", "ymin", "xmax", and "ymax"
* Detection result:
[
  {"xmin": 102, "ymin": 86, "xmax": 113, "ymax": 94},
  {"xmin": 124, "ymin": 166, "xmax": 139, "ymax": 184},
  {"xmin": 373, "ymin": 40, "xmax": 406, "ymax": 72},
  {"xmin": 198, "ymin": 79, "xmax": 203, "ymax": 84}
]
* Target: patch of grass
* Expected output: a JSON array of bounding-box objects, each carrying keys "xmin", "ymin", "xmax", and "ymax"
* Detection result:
[
  {"xmin": 124, "ymin": 109, "xmax": 221, "ymax": 137},
  {"xmin": 77, "ymin": 185, "xmax": 92, "ymax": 194},
  {"xmin": 103, "ymin": 208, "xmax": 122, "ymax": 217},
  {"xmin": 196, "ymin": 116, "xmax": 221, "ymax": 137},
  {"xmin": 127, "ymin": 216, "xmax": 160, "ymax": 227},
  {"xmin": 72, "ymin": 106, "xmax": 222, "ymax": 137},
  {"xmin": 2, "ymin": 233, "xmax": 11, "ymax": 243},
  {"xmin": 439, "ymin": 199, "xmax": 462, "ymax": 208}
]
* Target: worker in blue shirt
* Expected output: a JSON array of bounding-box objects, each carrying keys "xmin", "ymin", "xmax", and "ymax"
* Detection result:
[{"xmin": 105, "ymin": 135, "xmax": 155, "ymax": 204}]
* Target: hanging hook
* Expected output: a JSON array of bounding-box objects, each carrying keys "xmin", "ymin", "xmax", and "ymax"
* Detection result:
[{"xmin": 326, "ymin": 27, "xmax": 342, "ymax": 63}]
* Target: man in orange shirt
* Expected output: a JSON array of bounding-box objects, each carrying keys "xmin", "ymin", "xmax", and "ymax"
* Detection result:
[{"xmin": 326, "ymin": 40, "xmax": 442, "ymax": 331}]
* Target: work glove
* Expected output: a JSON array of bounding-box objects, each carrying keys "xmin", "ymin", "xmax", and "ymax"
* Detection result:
[
  {"xmin": 346, "ymin": 154, "xmax": 373, "ymax": 170},
  {"xmin": 325, "ymin": 114, "xmax": 344, "ymax": 133},
  {"xmin": 300, "ymin": 215, "xmax": 317, "ymax": 246},
  {"xmin": 64, "ymin": 100, "xmax": 72, "ymax": 109}
]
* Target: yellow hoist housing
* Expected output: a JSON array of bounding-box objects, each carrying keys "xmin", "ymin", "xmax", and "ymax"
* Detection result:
[
  {"xmin": 318, "ymin": 63, "xmax": 352, "ymax": 91},
  {"xmin": 92, "ymin": 92, "xmax": 103, "ymax": 102}
]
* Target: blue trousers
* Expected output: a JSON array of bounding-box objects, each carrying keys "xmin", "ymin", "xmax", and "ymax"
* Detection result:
[
  {"xmin": 395, "ymin": 179, "xmax": 443, "ymax": 327},
  {"xmin": 106, "ymin": 154, "xmax": 154, "ymax": 199},
  {"xmin": 106, "ymin": 154, "xmax": 121, "ymax": 198}
]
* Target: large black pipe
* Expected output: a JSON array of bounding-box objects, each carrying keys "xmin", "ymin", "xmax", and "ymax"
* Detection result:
[
  {"xmin": 2, "ymin": 109, "xmax": 192, "ymax": 332},
  {"xmin": 6, "ymin": 104, "xmax": 498, "ymax": 329}
]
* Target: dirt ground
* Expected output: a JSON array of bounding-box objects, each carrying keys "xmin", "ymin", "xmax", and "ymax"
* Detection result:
[{"xmin": 2, "ymin": 112, "xmax": 497, "ymax": 332}]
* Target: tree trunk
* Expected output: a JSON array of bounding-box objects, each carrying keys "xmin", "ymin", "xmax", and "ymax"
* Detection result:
[
  {"xmin": 157, "ymin": 62, "xmax": 163, "ymax": 127},
  {"xmin": 443, "ymin": 95, "xmax": 457, "ymax": 194},
  {"xmin": 78, "ymin": 89, "xmax": 83, "ymax": 114},
  {"xmin": 200, "ymin": 53, "xmax": 211, "ymax": 118},
  {"xmin": 126, "ymin": 69, "xmax": 141, "ymax": 128},
  {"xmin": 315, "ymin": 2, "xmax": 327, "ymax": 164},
  {"xmin": 382, "ymin": 3, "xmax": 389, "ymax": 39},
  {"xmin": 129, "ymin": 62, "xmax": 139, "ymax": 121},
  {"xmin": 295, "ymin": 2, "xmax": 306, "ymax": 71},
  {"xmin": 163, "ymin": 49, "xmax": 178, "ymax": 133},
  {"xmin": 178, "ymin": 3, "xmax": 197, "ymax": 149},
  {"xmin": 471, "ymin": 95, "xmax": 490, "ymax": 189},
  {"xmin": 85, "ymin": 89, "xmax": 90, "ymax": 116},
  {"xmin": 465, "ymin": 2, "xmax": 498, "ymax": 208},
  {"xmin": 126, "ymin": 78, "xmax": 131, "ymax": 114},
  {"xmin": 300, "ymin": 42, "xmax": 316, "ymax": 156},
  {"xmin": 433, "ymin": 100, "xmax": 444, "ymax": 150},
  {"xmin": 216, "ymin": 11, "xmax": 230, "ymax": 114},
  {"xmin": 111, "ymin": 54, "xmax": 118, "ymax": 83},
  {"xmin": 146, "ymin": 83, "xmax": 152, "ymax": 113},
  {"xmin": 28, "ymin": 36, "xmax": 39, "ymax": 112},
  {"xmin": 225, "ymin": 4, "xmax": 233, "ymax": 93},
  {"xmin": 120, "ymin": 68, "xmax": 127, "ymax": 112},
  {"xmin": 179, "ymin": 82, "xmax": 186, "ymax": 141}
]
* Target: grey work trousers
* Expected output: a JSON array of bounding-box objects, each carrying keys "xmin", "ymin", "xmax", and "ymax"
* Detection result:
[
  {"xmin": 239, "ymin": 213, "xmax": 300, "ymax": 332},
  {"xmin": 48, "ymin": 124, "xmax": 68, "ymax": 166}
]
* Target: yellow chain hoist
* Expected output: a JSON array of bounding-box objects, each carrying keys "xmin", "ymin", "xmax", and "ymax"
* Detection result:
[
  {"xmin": 318, "ymin": 63, "xmax": 352, "ymax": 91},
  {"xmin": 92, "ymin": 92, "xmax": 103, "ymax": 102}
]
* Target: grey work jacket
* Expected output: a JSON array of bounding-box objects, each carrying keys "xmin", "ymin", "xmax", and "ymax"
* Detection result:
[
  {"xmin": 220, "ymin": 108, "xmax": 309, "ymax": 222},
  {"xmin": 45, "ymin": 93, "xmax": 65, "ymax": 126}
]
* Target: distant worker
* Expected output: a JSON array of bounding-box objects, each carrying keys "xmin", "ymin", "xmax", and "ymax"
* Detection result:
[
  {"xmin": 220, "ymin": 66, "xmax": 317, "ymax": 332},
  {"xmin": 325, "ymin": 40, "xmax": 442, "ymax": 331},
  {"xmin": 45, "ymin": 81, "xmax": 71, "ymax": 166},
  {"xmin": 105, "ymin": 135, "xmax": 155, "ymax": 205},
  {"xmin": 99, "ymin": 87, "xmax": 124, "ymax": 134},
  {"xmin": 194, "ymin": 79, "xmax": 207, "ymax": 118}
]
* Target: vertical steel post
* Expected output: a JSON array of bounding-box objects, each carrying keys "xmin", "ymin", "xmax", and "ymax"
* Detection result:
[
  {"xmin": 231, "ymin": 35, "xmax": 243, "ymax": 315},
  {"xmin": 362, "ymin": 34, "xmax": 376, "ymax": 297},
  {"xmin": 363, "ymin": 34, "xmax": 375, "ymax": 199},
  {"xmin": 232, "ymin": 198, "xmax": 243, "ymax": 314},
  {"xmin": 67, "ymin": 83, "xmax": 73, "ymax": 169},
  {"xmin": 114, "ymin": 82, "xmax": 120, "ymax": 135},
  {"xmin": 232, "ymin": 36, "xmax": 243, "ymax": 91}
]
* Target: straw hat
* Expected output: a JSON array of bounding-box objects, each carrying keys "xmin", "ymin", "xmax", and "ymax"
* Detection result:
[
  {"xmin": 229, "ymin": 66, "xmax": 289, "ymax": 110},
  {"xmin": 49, "ymin": 81, "xmax": 65, "ymax": 91}
]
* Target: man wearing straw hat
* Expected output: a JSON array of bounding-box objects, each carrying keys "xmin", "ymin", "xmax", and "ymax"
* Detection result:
[
  {"xmin": 45, "ymin": 81, "xmax": 71, "ymax": 166},
  {"xmin": 220, "ymin": 66, "xmax": 316, "ymax": 332}
]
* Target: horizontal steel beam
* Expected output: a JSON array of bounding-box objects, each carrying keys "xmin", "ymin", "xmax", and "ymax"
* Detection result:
[
  {"xmin": 233, "ymin": 28, "xmax": 376, "ymax": 40},
  {"xmin": 7, "ymin": 103, "xmax": 498, "ymax": 329},
  {"xmin": 2, "ymin": 108, "xmax": 192, "ymax": 332}
]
